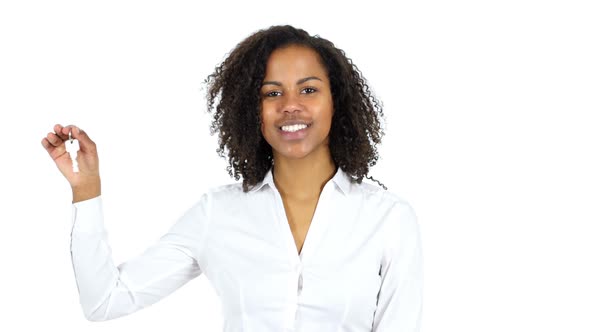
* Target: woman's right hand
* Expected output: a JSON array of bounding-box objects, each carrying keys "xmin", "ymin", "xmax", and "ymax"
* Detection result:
[{"xmin": 42, "ymin": 124, "xmax": 101, "ymax": 202}]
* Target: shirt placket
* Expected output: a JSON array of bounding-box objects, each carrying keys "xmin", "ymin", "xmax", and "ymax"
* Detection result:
[{"xmin": 270, "ymin": 182, "xmax": 335, "ymax": 331}]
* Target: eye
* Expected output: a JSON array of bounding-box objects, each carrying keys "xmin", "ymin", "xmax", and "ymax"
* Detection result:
[
  {"xmin": 264, "ymin": 90, "xmax": 282, "ymax": 98},
  {"xmin": 301, "ymin": 87, "xmax": 317, "ymax": 94}
]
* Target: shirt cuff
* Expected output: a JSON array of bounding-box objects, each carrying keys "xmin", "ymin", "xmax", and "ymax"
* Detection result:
[{"xmin": 71, "ymin": 195, "xmax": 106, "ymax": 234}]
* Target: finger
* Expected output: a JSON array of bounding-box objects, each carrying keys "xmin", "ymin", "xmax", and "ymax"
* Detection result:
[
  {"xmin": 46, "ymin": 132, "xmax": 65, "ymax": 147},
  {"xmin": 41, "ymin": 137, "xmax": 55, "ymax": 152},
  {"xmin": 70, "ymin": 126, "xmax": 97, "ymax": 152},
  {"xmin": 59, "ymin": 124, "xmax": 76, "ymax": 139},
  {"xmin": 53, "ymin": 124, "xmax": 69, "ymax": 141}
]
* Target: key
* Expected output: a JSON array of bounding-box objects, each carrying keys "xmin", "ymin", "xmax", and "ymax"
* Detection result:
[{"xmin": 65, "ymin": 131, "xmax": 80, "ymax": 173}]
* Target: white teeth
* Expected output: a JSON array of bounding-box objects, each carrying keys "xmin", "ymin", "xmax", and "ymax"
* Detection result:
[{"xmin": 281, "ymin": 124, "xmax": 309, "ymax": 132}]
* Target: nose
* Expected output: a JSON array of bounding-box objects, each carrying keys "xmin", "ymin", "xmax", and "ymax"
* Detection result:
[{"xmin": 280, "ymin": 91, "xmax": 302, "ymax": 113}]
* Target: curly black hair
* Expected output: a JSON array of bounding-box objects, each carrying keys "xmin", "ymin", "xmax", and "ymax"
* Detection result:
[{"xmin": 205, "ymin": 25, "xmax": 387, "ymax": 192}]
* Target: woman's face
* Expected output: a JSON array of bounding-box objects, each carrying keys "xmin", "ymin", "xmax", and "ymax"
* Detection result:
[{"xmin": 259, "ymin": 45, "xmax": 334, "ymax": 162}]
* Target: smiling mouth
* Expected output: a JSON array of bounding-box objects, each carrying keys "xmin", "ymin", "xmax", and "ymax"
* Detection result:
[{"xmin": 280, "ymin": 123, "xmax": 311, "ymax": 132}]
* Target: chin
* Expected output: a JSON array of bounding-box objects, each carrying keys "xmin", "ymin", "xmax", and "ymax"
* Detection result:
[
  {"xmin": 280, "ymin": 152, "xmax": 311, "ymax": 160},
  {"xmin": 274, "ymin": 147, "xmax": 313, "ymax": 160}
]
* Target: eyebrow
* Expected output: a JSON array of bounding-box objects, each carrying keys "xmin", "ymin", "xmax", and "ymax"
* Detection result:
[{"xmin": 261, "ymin": 76, "xmax": 322, "ymax": 87}]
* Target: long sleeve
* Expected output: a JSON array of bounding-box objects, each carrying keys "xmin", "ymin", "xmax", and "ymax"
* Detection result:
[
  {"xmin": 372, "ymin": 200, "xmax": 424, "ymax": 332},
  {"xmin": 70, "ymin": 194, "xmax": 210, "ymax": 321}
]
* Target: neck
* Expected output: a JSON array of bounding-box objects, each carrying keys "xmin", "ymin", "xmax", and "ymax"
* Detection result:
[{"xmin": 272, "ymin": 151, "xmax": 337, "ymax": 200}]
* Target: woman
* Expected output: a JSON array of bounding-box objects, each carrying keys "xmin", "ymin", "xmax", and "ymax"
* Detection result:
[{"xmin": 42, "ymin": 25, "xmax": 423, "ymax": 331}]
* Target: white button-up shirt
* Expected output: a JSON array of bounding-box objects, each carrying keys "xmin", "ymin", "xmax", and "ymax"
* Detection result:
[{"xmin": 70, "ymin": 167, "xmax": 423, "ymax": 331}]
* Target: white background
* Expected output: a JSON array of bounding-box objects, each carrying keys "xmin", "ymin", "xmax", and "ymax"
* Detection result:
[{"xmin": 1, "ymin": 0, "xmax": 589, "ymax": 331}]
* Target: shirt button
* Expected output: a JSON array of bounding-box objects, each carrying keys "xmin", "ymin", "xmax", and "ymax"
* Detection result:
[{"xmin": 297, "ymin": 273, "xmax": 303, "ymax": 295}]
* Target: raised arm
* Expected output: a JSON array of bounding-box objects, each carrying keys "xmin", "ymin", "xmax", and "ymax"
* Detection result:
[
  {"xmin": 42, "ymin": 124, "xmax": 208, "ymax": 321},
  {"xmin": 70, "ymin": 194, "xmax": 207, "ymax": 320}
]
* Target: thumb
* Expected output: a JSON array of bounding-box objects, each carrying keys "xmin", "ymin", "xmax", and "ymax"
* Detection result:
[{"xmin": 68, "ymin": 126, "xmax": 97, "ymax": 153}]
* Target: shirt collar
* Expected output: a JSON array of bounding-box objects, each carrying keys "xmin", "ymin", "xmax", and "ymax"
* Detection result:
[
  {"xmin": 249, "ymin": 167, "xmax": 275, "ymax": 193},
  {"xmin": 249, "ymin": 166, "xmax": 353, "ymax": 196}
]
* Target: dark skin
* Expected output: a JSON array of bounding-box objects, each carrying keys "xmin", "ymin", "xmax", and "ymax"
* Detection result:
[
  {"xmin": 41, "ymin": 124, "xmax": 101, "ymax": 203},
  {"xmin": 41, "ymin": 46, "xmax": 336, "ymax": 252},
  {"xmin": 260, "ymin": 45, "xmax": 337, "ymax": 253},
  {"xmin": 206, "ymin": 25, "xmax": 387, "ymax": 194},
  {"xmin": 41, "ymin": 46, "xmax": 337, "ymax": 254}
]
